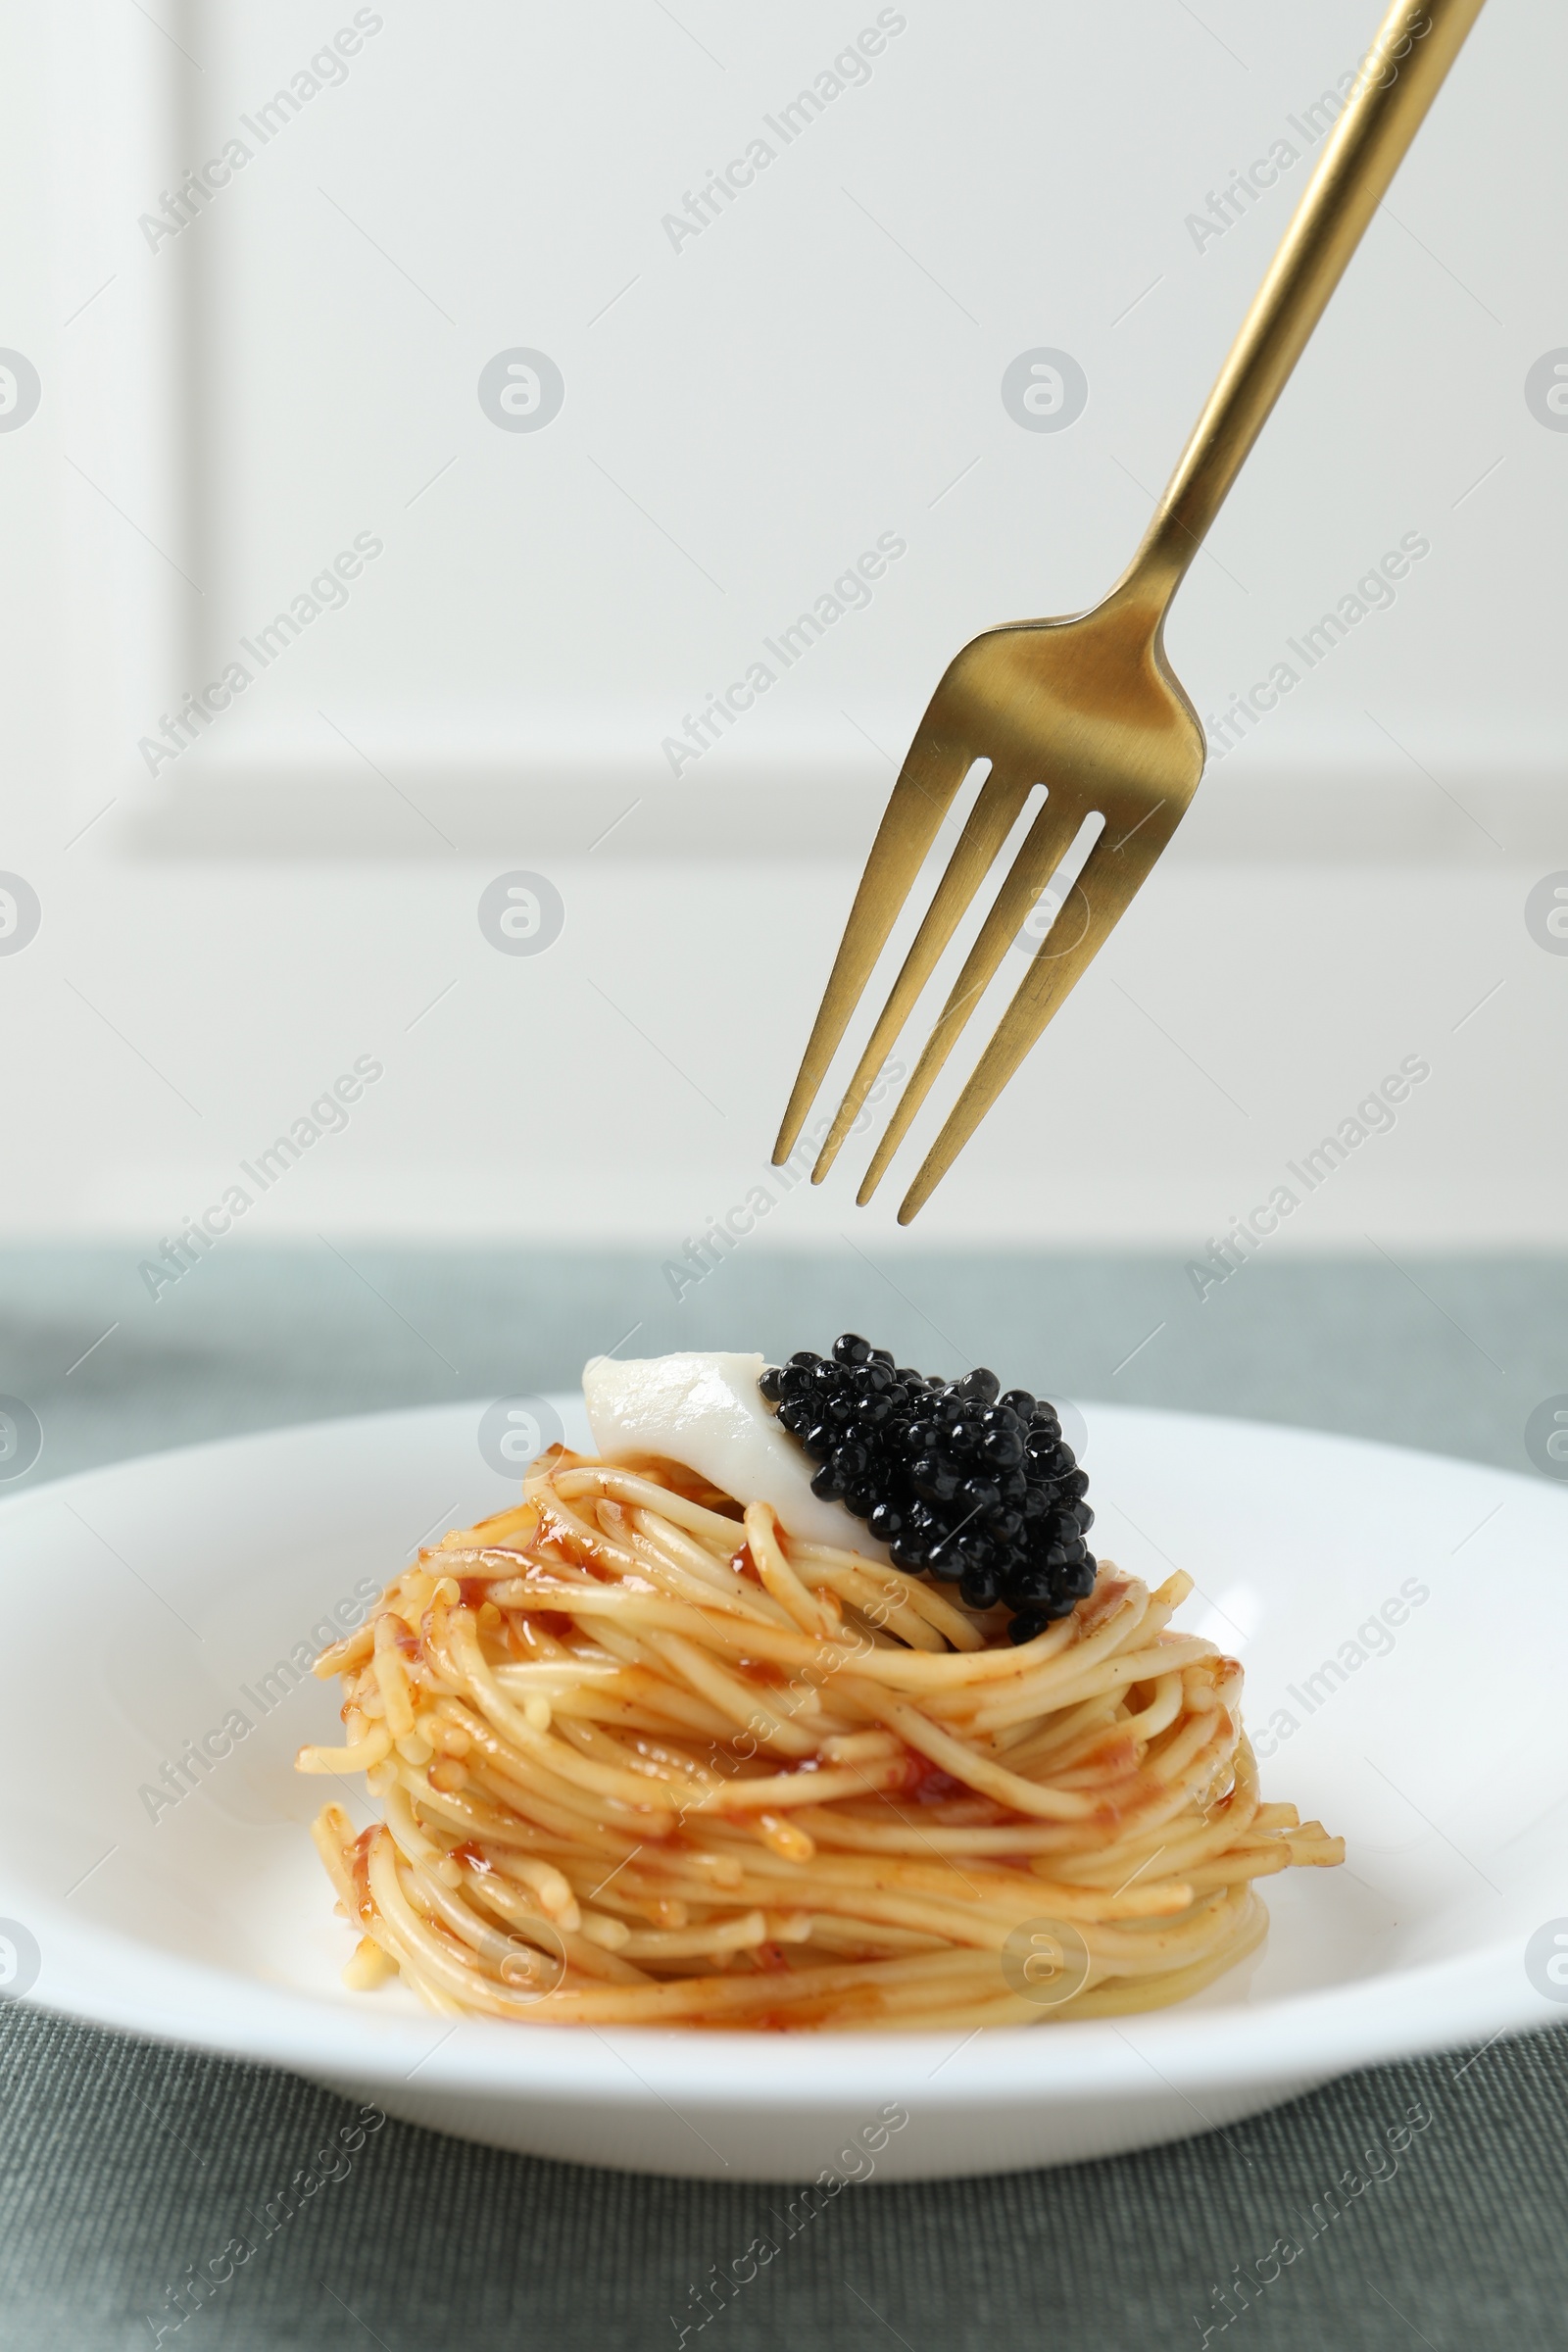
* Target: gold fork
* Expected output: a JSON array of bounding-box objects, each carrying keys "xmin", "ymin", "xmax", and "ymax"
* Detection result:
[{"xmin": 773, "ymin": 0, "xmax": 1485, "ymax": 1224}]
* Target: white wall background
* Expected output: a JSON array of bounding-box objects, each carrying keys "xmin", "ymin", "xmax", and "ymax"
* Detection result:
[{"xmin": 1, "ymin": 0, "xmax": 1565, "ymax": 1254}]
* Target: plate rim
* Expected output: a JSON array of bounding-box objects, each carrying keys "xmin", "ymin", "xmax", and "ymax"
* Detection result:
[{"xmin": 4, "ymin": 1394, "xmax": 1564, "ymax": 2106}]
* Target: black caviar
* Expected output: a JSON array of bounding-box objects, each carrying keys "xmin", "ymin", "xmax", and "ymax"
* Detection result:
[{"xmin": 759, "ymin": 1335, "xmax": 1096, "ymax": 1642}]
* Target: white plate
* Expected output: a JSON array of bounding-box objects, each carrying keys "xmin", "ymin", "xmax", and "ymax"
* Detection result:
[{"xmin": 3, "ymin": 1396, "xmax": 1564, "ymax": 2181}]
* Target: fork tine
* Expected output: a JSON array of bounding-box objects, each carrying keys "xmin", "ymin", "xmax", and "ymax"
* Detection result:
[
  {"xmin": 895, "ymin": 802, "xmax": 1187, "ymax": 1224},
  {"xmin": 771, "ymin": 724, "xmax": 980, "ymax": 1166},
  {"xmin": 855, "ymin": 792, "xmax": 1093, "ymax": 1204},
  {"xmin": 808, "ymin": 768, "xmax": 1037, "ymax": 1184}
]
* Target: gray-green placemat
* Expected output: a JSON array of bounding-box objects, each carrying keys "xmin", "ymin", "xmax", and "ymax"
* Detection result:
[{"xmin": 2, "ymin": 1247, "xmax": 1565, "ymax": 2350}]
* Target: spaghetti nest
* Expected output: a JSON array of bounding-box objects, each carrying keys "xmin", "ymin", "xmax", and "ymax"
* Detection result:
[{"xmin": 301, "ymin": 1447, "xmax": 1343, "ymax": 2031}]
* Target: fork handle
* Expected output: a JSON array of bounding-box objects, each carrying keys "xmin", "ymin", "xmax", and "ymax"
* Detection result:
[{"xmin": 1121, "ymin": 0, "xmax": 1486, "ymax": 614}]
